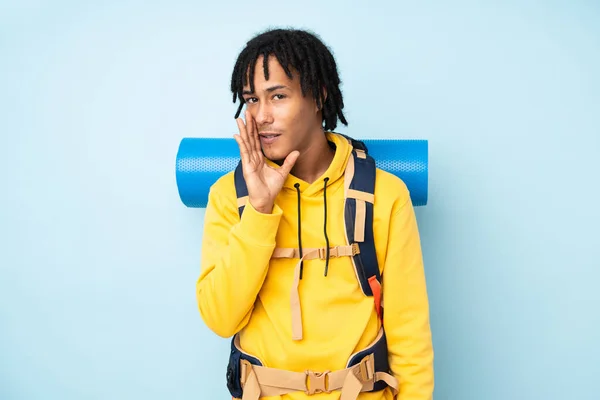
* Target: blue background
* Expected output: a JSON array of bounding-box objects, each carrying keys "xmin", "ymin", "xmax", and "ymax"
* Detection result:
[{"xmin": 1, "ymin": 1, "xmax": 599, "ymax": 399}]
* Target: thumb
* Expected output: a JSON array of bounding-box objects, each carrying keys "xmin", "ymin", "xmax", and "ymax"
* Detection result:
[{"xmin": 279, "ymin": 150, "xmax": 300, "ymax": 176}]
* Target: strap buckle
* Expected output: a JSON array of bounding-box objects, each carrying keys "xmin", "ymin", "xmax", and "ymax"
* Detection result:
[
  {"xmin": 318, "ymin": 247, "xmax": 337, "ymax": 259},
  {"xmin": 357, "ymin": 354, "xmax": 375, "ymax": 383},
  {"xmin": 239, "ymin": 359, "xmax": 252, "ymax": 386},
  {"xmin": 305, "ymin": 370, "xmax": 331, "ymax": 395},
  {"xmin": 351, "ymin": 243, "xmax": 360, "ymax": 256},
  {"xmin": 318, "ymin": 247, "xmax": 327, "ymax": 260}
]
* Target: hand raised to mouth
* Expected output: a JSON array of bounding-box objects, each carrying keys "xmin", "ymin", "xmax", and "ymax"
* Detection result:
[{"xmin": 233, "ymin": 110, "xmax": 299, "ymax": 214}]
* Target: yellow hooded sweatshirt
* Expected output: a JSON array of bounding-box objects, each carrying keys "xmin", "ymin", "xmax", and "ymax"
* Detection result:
[{"xmin": 196, "ymin": 132, "xmax": 434, "ymax": 400}]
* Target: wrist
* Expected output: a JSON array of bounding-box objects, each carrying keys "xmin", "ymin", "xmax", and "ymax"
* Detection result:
[{"xmin": 250, "ymin": 198, "xmax": 274, "ymax": 214}]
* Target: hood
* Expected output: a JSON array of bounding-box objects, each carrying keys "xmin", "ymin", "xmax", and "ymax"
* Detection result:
[
  {"xmin": 267, "ymin": 132, "xmax": 353, "ymax": 197},
  {"xmin": 265, "ymin": 131, "xmax": 353, "ymax": 281}
]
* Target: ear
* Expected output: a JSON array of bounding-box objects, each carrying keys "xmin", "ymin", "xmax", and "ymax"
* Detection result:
[{"xmin": 316, "ymin": 87, "xmax": 328, "ymax": 111}]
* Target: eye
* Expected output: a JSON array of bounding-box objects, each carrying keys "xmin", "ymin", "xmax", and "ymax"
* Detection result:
[
  {"xmin": 273, "ymin": 94, "xmax": 286, "ymax": 100},
  {"xmin": 245, "ymin": 97, "xmax": 258, "ymax": 104}
]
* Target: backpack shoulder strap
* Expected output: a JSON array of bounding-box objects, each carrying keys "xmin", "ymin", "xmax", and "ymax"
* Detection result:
[
  {"xmin": 337, "ymin": 133, "xmax": 369, "ymax": 153},
  {"xmin": 343, "ymin": 140, "xmax": 383, "ymax": 320},
  {"xmin": 234, "ymin": 161, "xmax": 248, "ymax": 218}
]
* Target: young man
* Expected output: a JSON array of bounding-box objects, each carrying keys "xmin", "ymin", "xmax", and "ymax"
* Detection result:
[{"xmin": 196, "ymin": 28, "xmax": 434, "ymax": 400}]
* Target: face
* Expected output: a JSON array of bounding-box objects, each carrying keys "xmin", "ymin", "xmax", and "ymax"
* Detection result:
[{"xmin": 242, "ymin": 55, "xmax": 323, "ymax": 162}]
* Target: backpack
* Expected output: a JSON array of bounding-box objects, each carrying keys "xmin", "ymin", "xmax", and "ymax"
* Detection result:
[{"xmin": 225, "ymin": 135, "xmax": 398, "ymax": 399}]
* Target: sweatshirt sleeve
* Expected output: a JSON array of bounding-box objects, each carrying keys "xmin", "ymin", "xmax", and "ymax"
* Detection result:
[
  {"xmin": 382, "ymin": 195, "xmax": 435, "ymax": 399},
  {"xmin": 196, "ymin": 181, "xmax": 283, "ymax": 338}
]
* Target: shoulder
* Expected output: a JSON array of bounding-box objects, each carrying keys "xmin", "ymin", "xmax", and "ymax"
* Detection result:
[
  {"xmin": 373, "ymin": 167, "xmax": 411, "ymax": 214},
  {"xmin": 207, "ymin": 170, "xmax": 238, "ymax": 211},
  {"xmin": 374, "ymin": 167, "xmax": 410, "ymax": 203}
]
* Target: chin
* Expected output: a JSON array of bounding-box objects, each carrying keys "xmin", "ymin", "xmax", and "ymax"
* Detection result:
[{"xmin": 262, "ymin": 147, "xmax": 288, "ymax": 164}]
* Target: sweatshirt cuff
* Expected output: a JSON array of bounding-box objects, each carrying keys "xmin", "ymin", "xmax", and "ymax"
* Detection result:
[{"xmin": 234, "ymin": 201, "xmax": 283, "ymax": 246}]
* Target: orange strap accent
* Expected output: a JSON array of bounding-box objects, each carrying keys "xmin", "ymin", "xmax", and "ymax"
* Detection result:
[{"xmin": 367, "ymin": 276, "xmax": 382, "ymax": 320}]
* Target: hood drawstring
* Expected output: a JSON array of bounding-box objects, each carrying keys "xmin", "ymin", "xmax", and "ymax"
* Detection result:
[
  {"xmin": 294, "ymin": 178, "xmax": 331, "ymax": 279},
  {"xmin": 294, "ymin": 183, "xmax": 304, "ymax": 279},
  {"xmin": 323, "ymin": 177, "xmax": 330, "ymax": 276},
  {"xmin": 289, "ymin": 177, "xmax": 331, "ymax": 341}
]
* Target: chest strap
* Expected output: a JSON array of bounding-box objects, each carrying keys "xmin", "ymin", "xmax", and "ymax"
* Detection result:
[
  {"xmin": 277, "ymin": 245, "xmax": 358, "ymax": 340},
  {"xmin": 272, "ymin": 244, "xmax": 358, "ymax": 260}
]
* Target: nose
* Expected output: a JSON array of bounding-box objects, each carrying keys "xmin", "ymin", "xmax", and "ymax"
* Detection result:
[{"xmin": 254, "ymin": 102, "xmax": 274, "ymax": 126}]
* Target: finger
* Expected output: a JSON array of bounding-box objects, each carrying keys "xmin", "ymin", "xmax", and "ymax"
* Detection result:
[
  {"xmin": 246, "ymin": 110, "xmax": 260, "ymax": 161},
  {"xmin": 233, "ymin": 134, "xmax": 249, "ymax": 165},
  {"xmin": 236, "ymin": 116, "xmax": 248, "ymax": 146},
  {"xmin": 234, "ymin": 122, "xmax": 250, "ymax": 166},
  {"xmin": 278, "ymin": 150, "xmax": 300, "ymax": 177},
  {"xmin": 236, "ymin": 117, "xmax": 253, "ymax": 163},
  {"xmin": 241, "ymin": 112, "xmax": 258, "ymax": 165},
  {"xmin": 249, "ymin": 111, "xmax": 261, "ymax": 155}
]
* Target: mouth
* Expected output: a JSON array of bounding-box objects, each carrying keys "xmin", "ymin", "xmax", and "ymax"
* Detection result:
[{"xmin": 259, "ymin": 133, "xmax": 281, "ymax": 145}]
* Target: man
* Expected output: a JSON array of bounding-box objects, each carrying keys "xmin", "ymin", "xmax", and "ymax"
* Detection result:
[{"xmin": 196, "ymin": 28, "xmax": 434, "ymax": 400}]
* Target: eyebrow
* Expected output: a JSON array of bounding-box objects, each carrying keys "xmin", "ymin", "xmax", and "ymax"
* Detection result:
[{"xmin": 242, "ymin": 85, "xmax": 288, "ymax": 95}]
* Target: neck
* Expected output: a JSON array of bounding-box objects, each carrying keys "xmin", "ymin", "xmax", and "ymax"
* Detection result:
[{"xmin": 290, "ymin": 130, "xmax": 335, "ymax": 184}]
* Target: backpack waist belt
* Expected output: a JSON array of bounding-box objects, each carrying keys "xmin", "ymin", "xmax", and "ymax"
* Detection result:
[{"xmin": 226, "ymin": 327, "xmax": 399, "ymax": 400}]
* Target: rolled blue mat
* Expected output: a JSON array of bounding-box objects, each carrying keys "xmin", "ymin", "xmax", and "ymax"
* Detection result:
[{"xmin": 175, "ymin": 137, "xmax": 428, "ymax": 208}]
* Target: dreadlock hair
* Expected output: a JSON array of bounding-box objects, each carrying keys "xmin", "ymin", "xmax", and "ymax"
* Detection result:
[{"xmin": 230, "ymin": 28, "xmax": 348, "ymax": 131}]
